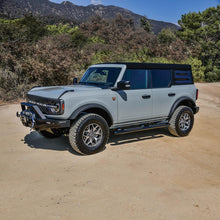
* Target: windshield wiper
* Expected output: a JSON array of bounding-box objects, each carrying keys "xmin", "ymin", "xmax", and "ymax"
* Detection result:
[
  {"xmin": 102, "ymin": 83, "xmax": 113, "ymax": 86},
  {"xmin": 88, "ymin": 82, "xmax": 102, "ymax": 86},
  {"xmin": 79, "ymin": 82, "xmax": 102, "ymax": 86},
  {"xmin": 79, "ymin": 82, "xmax": 113, "ymax": 88},
  {"xmin": 79, "ymin": 82, "xmax": 95, "ymax": 86}
]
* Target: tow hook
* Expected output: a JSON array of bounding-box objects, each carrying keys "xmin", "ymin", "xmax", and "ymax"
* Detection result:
[{"xmin": 30, "ymin": 115, "xmax": 35, "ymax": 131}]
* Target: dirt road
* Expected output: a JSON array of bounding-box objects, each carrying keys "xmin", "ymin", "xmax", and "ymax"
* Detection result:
[{"xmin": 0, "ymin": 83, "xmax": 220, "ymax": 220}]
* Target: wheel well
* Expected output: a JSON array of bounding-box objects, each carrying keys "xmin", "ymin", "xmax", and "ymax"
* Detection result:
[
  {"xmin": 81, "ymin": 108, "xmax": 112, "ymax": 126},
  {"xmin": 177, "ymin": 100, "xmax": 195, "ymax": 110},
  {"xmin": 175, "ymin": 99, "xmax": 197, "ymax": 115},
  {"xmin": 169, "ymin": 98, "xmax": 196, "ymax": 118}
]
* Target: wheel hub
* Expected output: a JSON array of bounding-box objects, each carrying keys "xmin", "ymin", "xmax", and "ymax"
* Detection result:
[
  {"xmin": 179, "ymin": 113, "xmax": 191, "ymax": 131},
  {"xmin": 82, "ymin": 123, "xmax": 103, "ymax": 148}
]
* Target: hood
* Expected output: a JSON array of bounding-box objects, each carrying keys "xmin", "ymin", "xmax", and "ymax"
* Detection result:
[{"xmin": 28, "ymin": 85, "xmax": 101, "ymax": 99}]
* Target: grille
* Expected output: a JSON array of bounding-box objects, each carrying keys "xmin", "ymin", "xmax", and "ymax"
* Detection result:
[
  {"xmin": 38, "ymin": 105, "xmax": 52, "ymax": 115},
  {"xmin": 27, "ymin": 94, "xmax": 61, "ymax": 115}
]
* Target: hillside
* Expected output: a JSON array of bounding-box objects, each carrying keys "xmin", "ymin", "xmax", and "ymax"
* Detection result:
[{"xmin": 0, "ymin": 0, "xmax": 178, "ymax": 33}]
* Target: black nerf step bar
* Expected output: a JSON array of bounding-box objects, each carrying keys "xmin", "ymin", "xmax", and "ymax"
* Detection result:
[{"xmin": 114, "ymin": 122, "xmax": 170, "ymax": 135}]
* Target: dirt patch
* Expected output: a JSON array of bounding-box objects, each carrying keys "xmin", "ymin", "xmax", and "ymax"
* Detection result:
[{"xmin": 0, "ymin": 83, "xmax": 220, "ymax": 219}]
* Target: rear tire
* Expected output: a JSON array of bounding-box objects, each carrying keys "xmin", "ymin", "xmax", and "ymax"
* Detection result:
[
  {"xmin": 69, "ymin": 113, "xmax": 109, "ymax": 155},
  {"xmin": 168, "ymin": 106, "xmax": 194, "ymax": 137}
]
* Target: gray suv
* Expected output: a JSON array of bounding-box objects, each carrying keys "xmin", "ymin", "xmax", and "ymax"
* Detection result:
[{"xmin": 17, "ymin": 63, "xmax": 199, "ymax": 155}]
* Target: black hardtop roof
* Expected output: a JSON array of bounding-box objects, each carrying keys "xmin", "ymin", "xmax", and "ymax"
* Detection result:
[{"xmin": 101, "ymin": 62, "xmax": 191, "ymax": 70}]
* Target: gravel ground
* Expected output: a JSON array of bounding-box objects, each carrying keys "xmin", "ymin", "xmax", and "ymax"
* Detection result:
[{"xmin": 0, "ymin": 83, "xmax": 220, "ymax": 220}]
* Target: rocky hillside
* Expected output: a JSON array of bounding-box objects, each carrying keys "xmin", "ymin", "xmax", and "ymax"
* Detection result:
[{"xmin": 0, "ymin": 0, "xmax": 178, "ymax": 33}]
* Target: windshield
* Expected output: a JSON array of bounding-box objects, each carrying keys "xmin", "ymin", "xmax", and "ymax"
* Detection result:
[{"xmin": 80, "ymin": 67, "xmax": 121, "ymax": 87}]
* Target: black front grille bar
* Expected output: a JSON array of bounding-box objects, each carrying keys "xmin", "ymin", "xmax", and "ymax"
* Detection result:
[{"xmin": 27, "ymin": 94, "xmax": 63, "ymax": 115}]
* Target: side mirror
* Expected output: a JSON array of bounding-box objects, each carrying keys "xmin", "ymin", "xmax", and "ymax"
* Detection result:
[
  {"xmin": 117, "ymin": 80, "xmax": 130, "ymax": 90},
  {"xmin": 73, "ymin": 77, "xmax": 78, "ymax": 85}
]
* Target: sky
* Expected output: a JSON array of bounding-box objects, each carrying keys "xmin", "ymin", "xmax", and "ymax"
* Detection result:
[{"xmin": 50, "ymin": 0, "xmax": 219, "ymax": 24}]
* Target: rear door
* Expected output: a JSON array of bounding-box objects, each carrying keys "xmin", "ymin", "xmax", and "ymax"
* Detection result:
[{"xmin": 150, "ymin": 69, "xmax": 176, "ymax": 118}]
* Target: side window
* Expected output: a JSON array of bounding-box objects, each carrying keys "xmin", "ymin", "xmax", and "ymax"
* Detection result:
[
  {"xmin": 174, "ymin": 70, "xmax": 193, "ymax": 84},
  {"xmin": 150, "ymin": 69, "xmax": 171, "ymax": 88},
  {"xmin": 122, "ymin": 69, "xmax": 147, "ymax": 90}
]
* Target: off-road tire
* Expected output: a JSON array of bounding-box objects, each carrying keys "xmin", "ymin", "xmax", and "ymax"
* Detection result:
[
  {"xmin": 168, "ymin": 105, "xmax": 194, "ymax": 137},
  {"xmin": 39, "ymin": 129, "xmax": 63, "ymax": 138},
  {"xmin": 69, "ymin": 113, "xmax": 109, "ymax": 155}
]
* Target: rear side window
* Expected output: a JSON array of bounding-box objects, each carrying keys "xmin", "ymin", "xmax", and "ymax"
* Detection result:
[
  {"xmin": 150, "ymin": 69, "xmax": 171, "ymax": 88},
  {"xmin": 174, "ymin": 70, "xmax": 193, "ymax": 84},
  {"xmin": 122, "ymin": 69, "xmax": 147, "ymax": 89}
]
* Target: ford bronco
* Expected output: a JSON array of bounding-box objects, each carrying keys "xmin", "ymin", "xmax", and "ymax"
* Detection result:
[{"xmin": 17, "ymin": 63, "xmax": 199, "ymax": 155}]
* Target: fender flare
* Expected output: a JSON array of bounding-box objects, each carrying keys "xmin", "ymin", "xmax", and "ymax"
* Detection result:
[
  {"xmin": 168, "ymin": 97, "xmax": 196, "ymax": 118},
  {"xmin": 69, "ymin": 103, "xmax": 113, "ymax": 124}
]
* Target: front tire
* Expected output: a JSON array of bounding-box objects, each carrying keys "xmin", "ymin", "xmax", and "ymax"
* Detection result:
[
  {"xmin": 69, "ymin": 113, "xmax": 109, "ymax": 155},
  {"xmin": 168, "ymin": 106, "xmax": 194, "ymax": 137}
]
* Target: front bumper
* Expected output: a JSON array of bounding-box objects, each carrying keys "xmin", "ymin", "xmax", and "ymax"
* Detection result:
[{"xmin": 16, "ymin": 102, "xmax": 70, "ymax": 131}]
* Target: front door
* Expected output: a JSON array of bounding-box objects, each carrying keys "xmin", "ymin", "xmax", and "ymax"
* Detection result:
[{"xmin": 116, "ymin": 69, "xmax": 152, "ymax": 123}]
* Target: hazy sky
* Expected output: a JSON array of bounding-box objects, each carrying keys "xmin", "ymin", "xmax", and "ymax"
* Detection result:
[{"xmin": 50, "ymin": 0, "xmax": 219, "ymax": 24}]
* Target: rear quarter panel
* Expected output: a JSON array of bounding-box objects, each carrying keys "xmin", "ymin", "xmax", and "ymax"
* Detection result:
[{"xmin": 172, "ymin": 84, "xmax": 197, "ymax": 102}]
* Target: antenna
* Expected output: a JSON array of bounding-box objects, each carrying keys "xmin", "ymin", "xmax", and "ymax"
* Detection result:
[{"xmin": 91, "ymin": 0, "xmax": 103, "ymax": 5}]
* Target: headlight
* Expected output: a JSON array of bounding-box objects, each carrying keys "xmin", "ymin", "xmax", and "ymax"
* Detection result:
[
  {"xmin": 50, "ymin": 100, "xmax": 64, "ymax": 114},
  {"xmin": 50, "ymin": 104, "xmax": 60, "ymax": 113}
]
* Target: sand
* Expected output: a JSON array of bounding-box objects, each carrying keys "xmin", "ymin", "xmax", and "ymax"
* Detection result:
[{"xmin": 0, "ymin": 83, "xmax": 220, "ymax": 219}]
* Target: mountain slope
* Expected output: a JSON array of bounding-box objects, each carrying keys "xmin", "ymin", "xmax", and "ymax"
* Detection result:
[{"xmin": 0, "ymin": 0, "xmax": 178, "ymax": 33}]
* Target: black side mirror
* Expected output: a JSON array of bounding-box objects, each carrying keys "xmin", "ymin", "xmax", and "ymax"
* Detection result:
[
  {"xmin": 117, "ymin": 80, "xmax": 130, "ymax": 90},
  {"xmin": 73, "ymin": 77, "xmax": 78, "ymax": 84}
]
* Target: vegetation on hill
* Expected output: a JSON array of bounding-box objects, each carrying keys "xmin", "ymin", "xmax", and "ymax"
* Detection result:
[
  {"xmin": 0, "ymin": 0, "xmax": 178, "ymax": 34},
  {"xmin": 0, "ymin": 5, "xmax": 219, "ymax": 101}
]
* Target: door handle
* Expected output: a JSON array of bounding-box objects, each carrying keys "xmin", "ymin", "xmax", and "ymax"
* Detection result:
[
  {"xmin": 168, "ymin": 93, "xmax": 176, "ymax": 97},
  {"xmin": 142, "ymin": 95, "xmax": 151, "ymax": 99}
]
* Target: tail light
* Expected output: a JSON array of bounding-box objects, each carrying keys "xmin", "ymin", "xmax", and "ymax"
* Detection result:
[{"xmin": 196, "ymin": 89, "xmax": 199, "ymax": 100}]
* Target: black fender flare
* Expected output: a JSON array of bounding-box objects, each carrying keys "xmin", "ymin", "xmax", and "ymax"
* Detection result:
[
  {"xmin": 69, "ymin": 103, "xmax": 113, "ymax": 124},
  {"xmin": 168, "ymin": 97, "xmax": 196, "ymax": 118}
]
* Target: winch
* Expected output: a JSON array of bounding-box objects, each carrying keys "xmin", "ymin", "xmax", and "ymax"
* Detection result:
[{"xmin": 16, "ymin": 110, "xmax": 36, "ymax": 130}]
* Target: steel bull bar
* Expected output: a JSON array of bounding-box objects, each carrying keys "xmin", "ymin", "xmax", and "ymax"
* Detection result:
[{"xmin": 16, "ymin": 102, "xmax": 70, "ymax": 131}]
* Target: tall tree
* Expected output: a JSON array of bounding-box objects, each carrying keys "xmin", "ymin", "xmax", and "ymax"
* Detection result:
[
  {"xmin": 178, "ymin": 6, "xmax": 220, "ymax": 81},
  {"xmin": 140, "ymin": 16, "xmax": 151, "ymax": 33}
]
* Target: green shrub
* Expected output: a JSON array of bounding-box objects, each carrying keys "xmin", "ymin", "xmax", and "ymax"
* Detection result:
[
  {"xmin": 185, "ymin": 57, "xmax": 205, "ymax": 82},
  {"xmin": 205, "ymin": 67, "xmax": 220, "ymax": 82},
  {"xmin": 158, "ymin": 28, "xmax": 177, "ymax": 44},
  {"xmin": 71, "ymin": 29, "xmax": 88, "ymax": 48}
]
